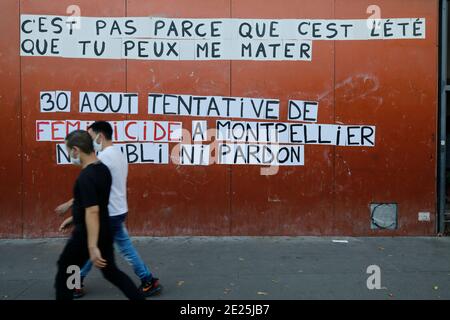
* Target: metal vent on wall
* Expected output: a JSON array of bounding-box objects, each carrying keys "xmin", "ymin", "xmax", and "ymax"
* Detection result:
[{"xmin": 370, "ymin": 203, "xmax": 398, "ymax": 230}]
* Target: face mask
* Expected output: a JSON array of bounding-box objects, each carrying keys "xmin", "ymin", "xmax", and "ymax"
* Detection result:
[
  {"xmin": 93, "ymin": 134, "xmax": 103, "ymax": 152},
  {"xmin": 70, "ymin": 149, "xmax": 81, "ymax": 165}
]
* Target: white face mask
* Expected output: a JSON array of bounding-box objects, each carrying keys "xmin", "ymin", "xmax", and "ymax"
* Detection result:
[
  {"xmin": 93, "ymin": 134, "xmax": 103, "ymax": 153},
  {"xmin": 70, "ymin": 149, "xmax": 81, "ymax": 166}
]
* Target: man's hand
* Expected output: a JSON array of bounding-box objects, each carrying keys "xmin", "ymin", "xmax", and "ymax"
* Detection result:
[
  {"xmin": 59, "ymin": 217, "xmax": 73, "ymax": 232},
  {"xmin": 55, "ymin": 199, "xmax": 73, "ymax": 216},
  {"xmin": 89, "ymin": 246, "xmax": 107, "ymax": 268}
]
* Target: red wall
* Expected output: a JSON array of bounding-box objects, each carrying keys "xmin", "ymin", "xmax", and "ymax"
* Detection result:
[{"xmin": 0, "ymin": 0, "xmax": 439, "ymax": 238}]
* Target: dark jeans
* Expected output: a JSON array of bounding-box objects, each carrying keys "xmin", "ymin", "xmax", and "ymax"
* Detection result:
[{"xmin": 54, "ymin": 228, "xmax": 144, "ymax": 300}]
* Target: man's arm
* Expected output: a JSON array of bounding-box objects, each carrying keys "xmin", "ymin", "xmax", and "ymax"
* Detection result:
[
  {"xmin": 55, "ymin": 198, "xmax": 74, "ymax": 216},
  {"xmin": 59, "ymin": 216, "xmax": 73, "ymax": 232},
  {"xmin": 85, "ymin": 205, "xmax": 107, "ymax": 268}
]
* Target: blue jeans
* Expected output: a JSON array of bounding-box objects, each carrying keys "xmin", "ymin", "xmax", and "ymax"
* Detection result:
[{"xmin": 80, "ymin": 213, "xmax": 152, "ymax": 282}]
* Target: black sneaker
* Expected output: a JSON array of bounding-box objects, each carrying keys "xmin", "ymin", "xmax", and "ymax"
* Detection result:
[
  {"xmin": 73, "ymin": 286, "xmax": 85, "ymax": 299},
  {"xmin": 139, "ymin": 277, "xmax": 162, "ymax": 297}
]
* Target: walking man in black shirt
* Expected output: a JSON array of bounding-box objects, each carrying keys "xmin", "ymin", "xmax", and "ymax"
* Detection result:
[{"xmin": 54, "ymin": 130, "xmax": 144, "ymax": 300}]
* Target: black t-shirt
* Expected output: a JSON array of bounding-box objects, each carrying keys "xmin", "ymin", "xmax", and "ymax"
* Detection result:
[{"xmin": 71, "ymin": 161, "xmax": 112, "ymax": 243}]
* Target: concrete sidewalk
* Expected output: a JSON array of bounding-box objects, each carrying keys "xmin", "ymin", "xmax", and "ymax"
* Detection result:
[{"xmin": 0, "ymin": 236, "xmax": 449, "ymax": 300}]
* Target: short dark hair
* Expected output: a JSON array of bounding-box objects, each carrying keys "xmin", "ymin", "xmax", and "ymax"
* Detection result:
[
  {"xmin": 65, "ymin": 130, "xmax": 94, "ymax": 154},
  {"xmin": 88, "ymin": 121, "xmax": 113, "ymax": 140}
]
